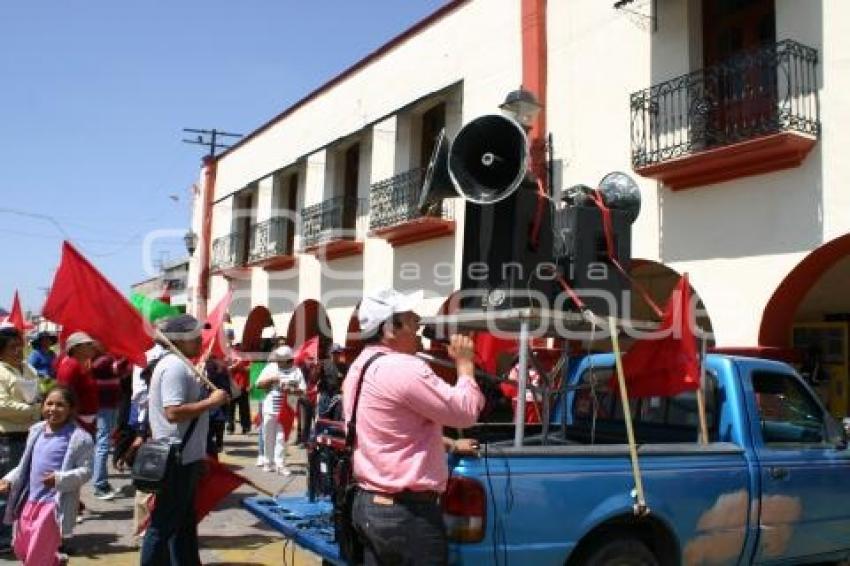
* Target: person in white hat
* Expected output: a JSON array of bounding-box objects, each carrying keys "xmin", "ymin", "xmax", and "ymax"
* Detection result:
[
  {"xmin": 255, "ymin": 345, "xmax": 305, "ymax": 475},
  {"xmin": 343, "ymin": 288, "xmax": 484, "ymax": 565}
]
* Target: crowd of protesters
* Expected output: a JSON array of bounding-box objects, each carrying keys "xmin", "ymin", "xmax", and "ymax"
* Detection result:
[{"xmin": 0, "ymin": 308, "xmax": 359, "ymax": 565}]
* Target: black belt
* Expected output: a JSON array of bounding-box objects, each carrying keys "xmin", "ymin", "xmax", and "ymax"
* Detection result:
[{"xmin": 364, "ymin": 489, "xmax": 441, "ymax": 504}]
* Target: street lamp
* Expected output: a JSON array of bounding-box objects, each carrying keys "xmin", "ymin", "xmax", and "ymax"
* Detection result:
[
  {"xmin": 499, "ymin": 86, "xmax": 543, "ymax": 129},
  {"xmin": 183, "ymin": 230, "xmax": 198, "ymax": 256}
]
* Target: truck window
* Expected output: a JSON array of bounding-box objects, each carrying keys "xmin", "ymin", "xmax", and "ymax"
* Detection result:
[
  {"xmin": 571, "ymin": 368, "xmax": 718, "ymax": 444},
  {"xmin": 752, "ymin": 371, "xmax": 826, "ymax": 446}
]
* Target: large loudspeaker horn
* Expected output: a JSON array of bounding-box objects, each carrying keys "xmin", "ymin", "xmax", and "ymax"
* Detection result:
[
  {"xmin": 417, "ymin": 129, "xmax": 456, "ymax": 214},
  {"xmin": 448, "ymin": 114, "xmax": 529, "ymax": 205}
]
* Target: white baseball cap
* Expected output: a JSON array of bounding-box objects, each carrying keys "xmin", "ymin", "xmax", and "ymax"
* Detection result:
[
  {"xmin": 272, "ymin": 345, "xmax": 294, "ymax": 361},
  {"xmin": 358, "ymin": 288, "xmax": 424, "ymax": 335}
]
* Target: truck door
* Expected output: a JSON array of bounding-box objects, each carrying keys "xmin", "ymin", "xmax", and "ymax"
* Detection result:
[{"xmin": 747, "ymin": 368, "xmax": 850, "ymax": 562}]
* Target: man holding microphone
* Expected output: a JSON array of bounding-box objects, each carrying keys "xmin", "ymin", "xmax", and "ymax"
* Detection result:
[{"xmin": 344, "ymin": 288, "xmax": 484, "ymax": 566}]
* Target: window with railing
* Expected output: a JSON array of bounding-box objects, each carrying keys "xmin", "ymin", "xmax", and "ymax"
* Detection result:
[
  {"xmin": 210, "ymin": 233, "xmax": 246, "ymax": 271},
  {"xmin": 630, "ymin": 39, "xmax": 819, "ymax": 169},
  {"xmin": 248, "ymin": 217, "xmax": 293, "ymax": 263},
  {"xmin": 369, "ymin": 167, "xmax": 455, "ymax": 231},
  {"xmin": 300, "ymin": 196, "xmax": 365, "ymax": 250}
]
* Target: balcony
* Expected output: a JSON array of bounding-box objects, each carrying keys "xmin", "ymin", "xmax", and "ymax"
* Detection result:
[
  {"xmin": 210, "ymin": 233, "xmax": 248, "ymax": 276},
  {"xmin": 368, "ymin": 168, "xmax": 456, "ymax": 247},
  {"xmin": 630, "ymin": 39, "xmax": 819, "ymax": 190},
  {"xmin": 300, "ymin": 196, "xmax": 366, "ymax": 260},
  {"xmin": 247, "ymin": 217, "xmax": 296, "ymax": 271}
]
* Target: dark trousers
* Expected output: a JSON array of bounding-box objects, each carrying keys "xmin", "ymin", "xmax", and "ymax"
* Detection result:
[
  {"xmin": 0, "ymin": 434, "xmax": 27, "ymax": 547},
  {"xmin": 140, "ymin": 461, "xmax": 201, "ymax": 566},
  {"xmin": 297, "ymin": 398, "xmax": 314, "ymax": 445},
  {"xmin": 352, "ymin": 490, "xmax": 448, "ymax": 566},
  {"xmin": 227, "ymin": 391, "xmax": 251, "ymax": 433}
]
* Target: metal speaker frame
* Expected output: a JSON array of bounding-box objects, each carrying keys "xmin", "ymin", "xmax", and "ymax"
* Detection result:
[
  {"xmin": 417, "ymin": 128, "xmax": 456, "ymax": 214},
  {"xmin": 448, "ymin": 114, "xmax": 529, "ymax": 205}
]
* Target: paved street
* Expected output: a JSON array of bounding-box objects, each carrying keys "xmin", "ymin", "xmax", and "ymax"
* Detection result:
[{"xmin": 0, "ymin": 431, "xmax": 321, "ymax": 565}]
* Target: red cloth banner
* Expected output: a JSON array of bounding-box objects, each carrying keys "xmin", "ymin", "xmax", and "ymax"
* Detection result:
[
  {"xmin": 201, "ymin": 290, "xmax": 233, "ymax": 360},
  {"xmin": 42, "ymin": 241, "xmax": 153, "ymax": 366},
  {"xmin": 277, "ymin": 400, "xmax": 296, "ymax": 441},
  {"xmin": 293, "ymin": 335, "xmax": 319, "ymax": 366},
  {"xmin": 619, "ymin": 274, "xmax": 700, "ymax": 398}
]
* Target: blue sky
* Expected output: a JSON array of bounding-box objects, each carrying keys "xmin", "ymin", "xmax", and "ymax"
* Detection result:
[{"xmin": 0, "ymin": 1, "xmax": 446, "ymax": 314}]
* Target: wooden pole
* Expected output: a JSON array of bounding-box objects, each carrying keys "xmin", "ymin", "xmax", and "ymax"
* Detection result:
[
  {"xmin": 696, "ymin": 336, "xmax": 709, "ymax": 445},
  {"xmin": 609, "ymin": 316, "xmax": 648, "ymax": 516},
  {"xmin": 154, "ymin": 328, "xmax": 219, "ymax": 391}
]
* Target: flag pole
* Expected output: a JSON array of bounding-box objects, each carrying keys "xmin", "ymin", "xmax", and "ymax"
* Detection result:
[
  {"xmin": 609, "ymin": 316, "xmax": 648, "ymax": 516},
  {"xmin": 696, "ymin": 335, "xmax": 709, "ymax": 445},
  {"xmin": 154, "ymin": 329, "xmax": 219, "ymax": 391}
]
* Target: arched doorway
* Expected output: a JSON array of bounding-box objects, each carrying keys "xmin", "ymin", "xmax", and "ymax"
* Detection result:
[
  {"xmin": 343, "ymin": 302, "xmax": 363, "ymax": 364},
  {"xmin": 241, "ymin": 306, "xmax": 273, "ymax": 354},
  {"xmin": 760, "ymin": 234, "xmax": 850, "ymax": 416},
  {"xmin": 286, "ymin": 299, "xmax": 333, "ymax": 351}
]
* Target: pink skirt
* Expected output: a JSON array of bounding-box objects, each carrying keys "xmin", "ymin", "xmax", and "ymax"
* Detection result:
[{"xmin": 14, "ymin": 499, "xmax": 61, "ymax": 566}]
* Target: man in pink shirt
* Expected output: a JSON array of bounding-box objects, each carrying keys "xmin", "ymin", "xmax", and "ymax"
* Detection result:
[{"xmin": 343, "ymin": 288, "xmax": 484, "ymax": 566}]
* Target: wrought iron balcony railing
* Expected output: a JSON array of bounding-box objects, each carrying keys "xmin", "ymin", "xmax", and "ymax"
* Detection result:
[
  {"xmin": 211, "ymin": 233, "xmax": 246, "ymax": 271},
  {"xmin": 369, "ymin": 167, "xmax": 455, "ymax": 231},
  {"xmin": 248, "ymin": 217, "xmax": 293, "ymax": 263},
  {"xmin": 300, "ymin": 195, "xmax": 365, "ymax": 250},
  {"xmin": 630, "ymin": 39, "xmax": 820, "ymax": 169}
]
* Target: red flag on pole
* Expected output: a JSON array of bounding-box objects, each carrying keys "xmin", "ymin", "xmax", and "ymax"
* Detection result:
[
  {"xmin": 42, "ymin": 241, "xmax": 153, "ymax": 367},
  {"xmin": 293, "ymin": 335, "xmax": 319, "ymax": 366},
  {"xmin": 7, "ymin": 291, "xmax": 28, "ymax": 332},
  {"xmin": 277, "ymin": 400, "xmax": 296, "ymax": 441},
  {"xmin": 138, "ymin": 457, "xmax": 249, "ymax": 533},
  {"xmin": 619, "ymin": 274, "xmax": 700, "ymax": 398},
  {"xmin": 194, "ymin": 457, "xmax": 248, "ymax": 521},
  {"xmin": 201, "ymin": 290, "xmax": 233, "ymax": 360}
]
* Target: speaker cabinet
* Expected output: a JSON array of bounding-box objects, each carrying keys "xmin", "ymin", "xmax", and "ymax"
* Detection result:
[
  {"xmin": 553, "ymin": 206, "xmax": 631, "ymax": 318},
  {"xmin": 459, "ymin": 184, "xmax": 554, "ymax": 310}
]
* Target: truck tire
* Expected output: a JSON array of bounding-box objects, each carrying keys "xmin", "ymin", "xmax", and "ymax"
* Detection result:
[{"xmin": 580, "ymin": 537, "xmax": 659, "ymax": 566}]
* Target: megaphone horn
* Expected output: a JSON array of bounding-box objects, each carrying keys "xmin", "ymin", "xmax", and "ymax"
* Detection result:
[
  {"xmin": 448, "ymin": 114, "xmax": 529, "ymax": 205},
  {"xmin": 417, "ymin": 129, "xmax": 456, "ymax": 214}
]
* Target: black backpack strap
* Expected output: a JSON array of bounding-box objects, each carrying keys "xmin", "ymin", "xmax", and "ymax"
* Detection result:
[{"xmin": 346, "ymin": 353, "xmax": 385, "ymax": 448}]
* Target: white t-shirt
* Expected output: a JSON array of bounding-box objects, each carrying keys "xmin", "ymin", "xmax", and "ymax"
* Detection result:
[{"xmin": 258, "ymin": 364, "xmax": 305, "ymax": 414}]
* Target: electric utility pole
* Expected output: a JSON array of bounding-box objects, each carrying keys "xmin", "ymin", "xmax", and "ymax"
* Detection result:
[{"xmin": 182, "ymin": 128, "xmax": 243, "ymax": 157}]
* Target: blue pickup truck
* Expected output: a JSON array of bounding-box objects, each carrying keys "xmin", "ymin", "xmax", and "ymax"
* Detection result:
[{"xmin": 245, "ymin": 353, "xmax": 850, "ymax": 565}]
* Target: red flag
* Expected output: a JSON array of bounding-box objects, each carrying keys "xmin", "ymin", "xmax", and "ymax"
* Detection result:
[
  {"xmin": 194, "ymin": 457, "xmax": 248, "ymax": 521},
  {"xmin": 277, "ymin": 400, "xmax": 296, "ymax": 441},
  {"xmin": 201, "ymin": 290, "xmax": 233, "ymax": 360},
  {"xmin": 619, "ymin": 274, "xmax": 699, "ymax": 398},
  {"xmin": 293, "ymin": 335, "xmax": 319, "ymax": 366},
  {"xmin": 7, "ymin": 291, "xmax": 28, "ymax": 332},
  {"xmin": 42, "ymin": 241, "xmax": 153, "ymax": 366},
  {"xmin": 473, "ymin": 332, "xmax": 517, "ymax": 374},
  {"xmin": 138, "ymin": 457, "xmax": 249, "ymax": 533}
]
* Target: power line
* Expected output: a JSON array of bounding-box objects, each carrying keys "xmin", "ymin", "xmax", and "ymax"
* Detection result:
[{"xmin": 182, "ymin": 128, "xmax": 243, "ymax": 158}]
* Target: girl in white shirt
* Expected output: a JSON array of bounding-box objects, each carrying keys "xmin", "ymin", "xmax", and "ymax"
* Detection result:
[{"xmin": 255, "ymin": 346, "xmax": 305, "ymax": 475}]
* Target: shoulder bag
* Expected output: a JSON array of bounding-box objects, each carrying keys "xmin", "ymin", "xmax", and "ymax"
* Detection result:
[
  {"xmin": 334, "ymin": 352, "xmax": 384, "ymax": 565},
  {"xmin": 131, "ymin": 416, "xmax": 198, "ymax": 494}
]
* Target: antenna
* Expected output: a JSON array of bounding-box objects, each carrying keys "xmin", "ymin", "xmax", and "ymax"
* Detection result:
[{"xmin": 182, "ymin": 128, "xmax": 243, "ymax": 158}]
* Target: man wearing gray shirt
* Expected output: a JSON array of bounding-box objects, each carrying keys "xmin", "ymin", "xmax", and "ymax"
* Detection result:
[{"xmin": 140, "ymin": 315, "xmax": 229, "ymax": 566}]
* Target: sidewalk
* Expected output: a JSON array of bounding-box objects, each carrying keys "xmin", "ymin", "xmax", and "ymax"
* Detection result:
[{"xmin": 0, "ymin": 432, "xmax": 320, "ymax": 565}]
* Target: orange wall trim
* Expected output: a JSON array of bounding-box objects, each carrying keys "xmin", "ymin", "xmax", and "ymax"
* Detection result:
[
  {"xmin": 197, "ymin": 155, "xmax": 217, "ymax": 319},
  {"xmin": 522, "ymin": 0, "xmax": 548, "ymax": 182}
]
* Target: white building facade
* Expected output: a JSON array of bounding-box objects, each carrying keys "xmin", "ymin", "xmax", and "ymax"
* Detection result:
[{"xmin": 187, "ymin": 0, "xmax": 850, "ymax": 414}]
